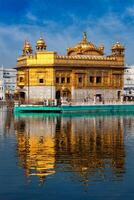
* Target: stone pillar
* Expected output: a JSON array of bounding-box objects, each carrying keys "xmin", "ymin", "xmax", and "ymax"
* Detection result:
[
  {"xmin": 120, "ymin": 95, "xmax": 123, "ymax": 103},
  {"xmin": 93, "ymin": 95, "xmax": 96, "ymax": 104}
]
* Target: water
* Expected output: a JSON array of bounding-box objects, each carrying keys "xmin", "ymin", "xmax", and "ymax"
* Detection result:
[{"xmin": 0, "ymin": 107, "xmax": 134, "ymax": 199}]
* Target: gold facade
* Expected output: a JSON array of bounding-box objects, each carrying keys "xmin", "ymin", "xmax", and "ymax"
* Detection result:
[{"xmin": 16, "ymin": 33, "xmax": 125, "ymax": 102}]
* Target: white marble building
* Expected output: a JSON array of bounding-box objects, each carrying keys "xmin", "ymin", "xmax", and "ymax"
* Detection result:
[
  {"xmin": 124, "ymin": 65, "xmax": 134, "ymax": 99},
  {"xmin": 0, "ymin": 67, "xmax": 17, "ymax": 100}
]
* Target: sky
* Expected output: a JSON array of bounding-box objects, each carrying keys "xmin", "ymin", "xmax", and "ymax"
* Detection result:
[{"xmin": 0, "ymin": 0, "xmax": 134, "ymax": 67}]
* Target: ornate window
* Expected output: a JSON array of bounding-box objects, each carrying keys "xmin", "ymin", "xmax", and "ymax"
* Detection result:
[
  {"xmin": 96, "ymin": 76, "xmax": 101, "ymax": 84},
  {"xmin": 19, "ymin": 77, "xmax": 24, "ymax": 82},
  {"xmin": 67, "ymin": 77, "xmax": 70, "ymax": 83},
  {"xmin": 89, "ymin": 76, "xmax": 94, "ymax": 83},
  {"xmin": 39, "ymin": 78, "xmax": 44, "ymax": 83},
  {"xmin": 56, "ymin": 77, "xmax": 59, "ymax": 83},
  {"xmin": 61, "ymin": 77, "xmax": 65, "ymax": 83},
  {"xmin": 78, "ymin": 77, "xmax": 82, "ymax": 83}
]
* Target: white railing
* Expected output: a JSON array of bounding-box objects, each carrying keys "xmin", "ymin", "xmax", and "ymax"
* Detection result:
[{"xmin": 14, "ymin": 99, "xmax": 134, "ymax": 107}]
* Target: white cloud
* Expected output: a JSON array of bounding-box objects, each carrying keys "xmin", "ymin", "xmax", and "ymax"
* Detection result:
[
  {"xmin": 126, "ymin": 5, "xmax": 134, "ymax": 17},
  {"xmin": 0, "ymin": 11, "xmax": 134, "ymax": 67},
  {"xmin": 26, "ymin": 12, "xmax": 38, "ymax": 22}
]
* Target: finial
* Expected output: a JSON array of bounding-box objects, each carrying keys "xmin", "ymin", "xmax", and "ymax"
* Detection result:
[
  {"xmin": 83, "ymin": 32, "xmax": 87, "ymax": 39},
  {"xmin": 83, "ymin": 32, "xmax": 88, "ymax": 42},
  {"xmin": 40, "ymin": 32, "xmax": 43, "ymax": 39},
  {"xmin": 83, "ymin": 32, "xmax": 87, "ymax": 38}
]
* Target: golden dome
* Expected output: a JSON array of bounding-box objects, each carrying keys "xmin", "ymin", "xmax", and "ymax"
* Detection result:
[
  {"xmin": 112, "ymin": 42, "xmax": 124, "ymax": 50},
  {"xmin": 99, "ymin": 45, "xmax": 104, "ymax": 51},
  {"xmin": 36, "ymin": 37, "xmax": 46, "ymax": 50},
  {"xmin": 67, "ymin": 32, "xmax": 104, "ymax": 56},
  {"xmin": 76, "ymin": 32, "xmax": 95, "ymax": 49},
  {"xmin": 23, "ymin": 40, "xmax": 33, "ymax": 55}
]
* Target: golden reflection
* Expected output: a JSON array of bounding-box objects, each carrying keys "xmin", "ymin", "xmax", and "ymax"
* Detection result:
[
  {"xmin": 14, "ymin": 114, "xmax": 125, "ymax": 185},
  {"xmin": 15, "ymin": 117, "xmax": 56, "ymax": 185},
  {"xmin": 55, "ymin": 116, "xmax": 125, "ymax": 182}
]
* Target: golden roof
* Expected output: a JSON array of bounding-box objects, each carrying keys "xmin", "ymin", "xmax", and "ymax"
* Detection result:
[
  {"xmin": 23, "ymin": 40, "xmax": 33, "ymax": 55},
  {"xmin": 112, "ymin": 42, "xmax": 124, "ymax": 50},
  {"xmin": 36, "ymin": 37, "xmax": 46, "ymax": 50},
  {"xmin": 67, "ymin": 32, "xmax": 104, "ymax": 56},
  {"xmin": 56, "ymin": 54, "xmax": 116, "ymax": 61}
]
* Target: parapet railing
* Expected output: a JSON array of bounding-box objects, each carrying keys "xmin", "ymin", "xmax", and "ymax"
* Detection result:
[{"xmin": 14, "ymin": 99, "xmax": 134, "ymax": 107}]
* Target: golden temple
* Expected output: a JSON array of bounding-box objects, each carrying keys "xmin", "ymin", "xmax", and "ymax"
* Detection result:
[{"xmin": 16, "ymin": 32, "xmax": 125, "ymax": 103}]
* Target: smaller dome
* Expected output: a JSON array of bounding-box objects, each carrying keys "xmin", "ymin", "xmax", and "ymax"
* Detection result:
[
  {"xmin": 36, "ymin": 37, "xmax": 46, "ymax": 50},
  {"xmin": 112, "ymin": 42, "xmax": 124, "ymax": 50},
  {"xmin": 99, "ymin": 45, "xmax": 104, "ymax": 50},
  {"xmin": 23, "ymin": 40, "xmax": 33, "ymax": 55}
]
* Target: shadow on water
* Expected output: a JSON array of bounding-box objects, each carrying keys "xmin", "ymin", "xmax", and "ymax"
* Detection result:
[{"xmin": 13, "ymin": 111, "xmax": 127, "ymax": 186}]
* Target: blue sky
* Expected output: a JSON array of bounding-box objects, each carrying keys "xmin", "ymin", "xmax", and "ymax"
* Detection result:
[{"xmin": 0, "ymin": 0, "xmax": 134, "ymax": 66}]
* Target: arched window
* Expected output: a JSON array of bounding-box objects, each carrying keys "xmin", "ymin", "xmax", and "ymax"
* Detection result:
[{"xmin": 19, "ymin": 77, "xmax": 24, "ymax": 82}]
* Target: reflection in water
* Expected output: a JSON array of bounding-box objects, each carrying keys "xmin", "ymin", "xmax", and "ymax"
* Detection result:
[
  {"xmin": 15, "ymin": 117, "xmax": 56, "ymax": 185},
  {"xmin": 14, "ymin": 114, "xmax": 125, "ymax": 185},
  {"xmin": 0, "ymin": 107, "xmax": 14, "ymax": 137},
  {"xmin": 55, "ymin": 117, "xmax": 125, "ymax": 184}
]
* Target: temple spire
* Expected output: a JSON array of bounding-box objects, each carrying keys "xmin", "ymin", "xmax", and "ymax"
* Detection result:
[{"xmin": 83, "ymin": 32, "xmax": 88, "ymax": 42}]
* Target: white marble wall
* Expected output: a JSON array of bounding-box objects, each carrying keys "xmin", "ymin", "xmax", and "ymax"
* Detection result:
[
  {"xmin": 72, "ymin": 88, "xmax": 123, "ymax": 101},
  {"xmin": 124, "ymin": 66, "xmax": 134, "ymax": 96},
  {"xmin": 23, "ymin": 86, "xmax": 56, "ymax": 101},
  {"xmin": 20, "ymin": 86, "xmax": 122, "ymax": 102}
]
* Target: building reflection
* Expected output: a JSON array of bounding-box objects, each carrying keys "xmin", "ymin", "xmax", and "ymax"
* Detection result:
[
  {"xmin": 55, "ymin": 116, "xmax": 125, "ymax": 183},
  {"xmin": 15, "ymin": 116, "xmax": 57, "ymax": 185},
  {"xmin": 0, "ymin": 107, "xmax": 14, "ymax": 136},
  {"xmin": 14, "ymin": 114, "xmax": 125, "ymax": 185}
]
